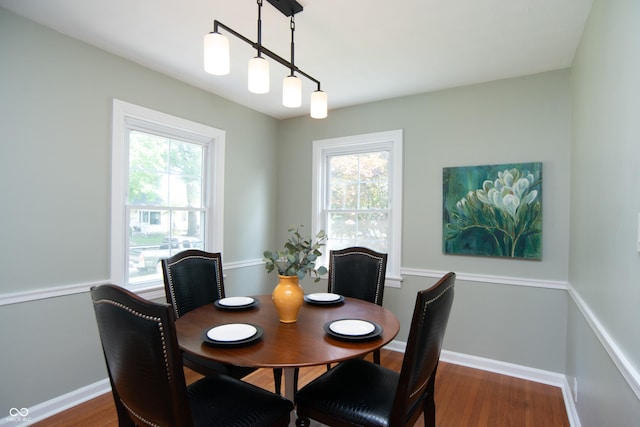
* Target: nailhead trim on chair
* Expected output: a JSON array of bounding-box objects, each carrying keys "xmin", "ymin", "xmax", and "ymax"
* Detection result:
[
  {"xmin": 166, "ymin": 255, "xmax": 224, "ymax": 318},
  {"xmin": 120, "ymin": 400, "xmax": 160, "ymax": 427},
  {"xmin": 93, "ymin": 298, "xmax": 171, "ymax": 427},
  {"xmin": 422, "ymin": 283, "xmax": 455, "ymax": 316},
  {"xmin": 409, "ymin": 282, "xmax": 456, "ymax": 399}
]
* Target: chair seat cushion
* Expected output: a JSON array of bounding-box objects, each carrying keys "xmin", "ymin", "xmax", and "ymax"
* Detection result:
[
  {"xmin": 188, "ymin": 374, "xmax": 293, "ymax": 427},
  {"xmin": 295, "ymin": 359, "xmax": 399, "ymax": 427}
]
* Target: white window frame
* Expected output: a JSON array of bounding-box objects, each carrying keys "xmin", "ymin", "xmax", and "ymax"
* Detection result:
[
  {"xmin": 111, "ymin": 99, "xmax": 225, "ymax": 295},
  {"xmin": 312, "ymin": 130, "xmax": 403, "ymax": 288}
]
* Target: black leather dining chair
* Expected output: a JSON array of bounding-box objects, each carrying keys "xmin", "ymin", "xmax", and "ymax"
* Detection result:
[
  {"xmin": 91, "ymin": 284, "xmax": 293, "ymax": 427},
  {"xmin": 294, "ymin": 272, "xmax": 456, "ymax": 427},
  {"xmin": 161, "ymin": 249, "xmax": 284, "ymax": 394},
  {"xmin": 328, "ymin": 246, "xmax": 388, "ymax": 364},
  {"xmin": 288, "ymin": 246, "xmax": 389, "ymax": 395}
]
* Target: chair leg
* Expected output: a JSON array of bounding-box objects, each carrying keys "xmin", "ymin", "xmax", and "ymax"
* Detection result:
[
  {"xmin": 293, "ymin": 367, "xmax": 300, "ymax": 395},
  {"xmin": 295, "ymin": 417, "xmax": 310, "ymax": 427},
  {"xmin": 273, "ymin": 368, "xmax": 282, "ymax": 395},
  {"xmin": 423, "ymin": 395, "xmax": 435, "ymax": 427},
  {"xmin": 424, "ymin": 370, "xmax": 436, "ymax": 427},
  {"xmin": 374, "ymin": 348, "xmax": 381, "ymax": 365}
]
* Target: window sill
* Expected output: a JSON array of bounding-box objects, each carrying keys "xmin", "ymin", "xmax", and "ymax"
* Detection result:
[
  {"xmin": 130, "ymin": 282, "xmax": 166, "ymax": 302},
  {"xmin": 384, "ymin": 275, "xmax": 403, "ymax": 288}
]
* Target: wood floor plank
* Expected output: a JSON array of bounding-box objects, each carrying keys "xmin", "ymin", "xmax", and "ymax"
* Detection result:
[{"xmin": 31, "ymin": 349, "xmax": 569, "ymax": 426}]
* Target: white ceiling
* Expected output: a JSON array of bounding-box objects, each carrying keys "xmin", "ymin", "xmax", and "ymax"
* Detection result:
[{"xmin": 1, "ymin": 0, "xmax": 593, "ymax": 119}]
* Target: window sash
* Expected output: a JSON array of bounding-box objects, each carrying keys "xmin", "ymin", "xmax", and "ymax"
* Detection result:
[
  {"xmin": 312, "ymin": 130, "xmax": 403, "ymax": 287},
  {"xmin": 111, "ymin": 100, "xmax": 225, "ymax": 292}
]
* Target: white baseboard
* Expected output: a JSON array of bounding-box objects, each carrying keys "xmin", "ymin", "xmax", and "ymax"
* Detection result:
[
  {"xmin": 5, "ymin": 344, "xmax": 580, "ymax": 427},
  {"xmin": 385, "ymin": 340, "xmax": 581, "ymax": 427},
  {"xmin": 0, "ymin": 379, "xmax": 111, "ymax": 427}
]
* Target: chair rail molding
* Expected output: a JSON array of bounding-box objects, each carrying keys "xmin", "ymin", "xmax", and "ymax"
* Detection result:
[
  {"xmin": 0, "ymin": 281, "xmax": 109, "ymax": 306},
  {"xmin": 6, "ymin": 264, "xmax": 569, "ymax": 306},
  {"xmin": 223, "ymin": 258, "xmax": 264, "ymax": 270},
  {"xmin": 0, "ymin": 258, "xmax": 266, "ymax": 306},
  {"xmin": 401, "ymin": 267, "xmax": 568, "ymax": 290},
  {"xmin": 567, "ymin": 283, "xmax": 640, "ymax": 401}
]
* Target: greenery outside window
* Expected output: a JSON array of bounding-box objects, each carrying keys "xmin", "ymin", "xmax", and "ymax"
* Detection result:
[
  {"xmin": 111, "ymin": 100, "xmax": 225, "ymax": 292},
  {"xmin": 312, "ymin": 130, "xmax": 403, "ymax": 287}
]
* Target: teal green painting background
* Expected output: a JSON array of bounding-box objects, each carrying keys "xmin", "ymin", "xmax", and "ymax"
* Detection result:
[{"xmin": 443, "ymin": 162, "xmax": 542, "ymax": 259}]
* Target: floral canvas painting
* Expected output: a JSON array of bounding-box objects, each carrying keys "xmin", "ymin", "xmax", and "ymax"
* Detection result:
[{"xmin": 443, "ymin": 162, "xmax": 542, "ymax": 259}]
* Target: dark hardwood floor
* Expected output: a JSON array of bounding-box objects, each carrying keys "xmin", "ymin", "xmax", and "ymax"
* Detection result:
[{"xmin": 33, "ymin": 349, "xmax": 569, "ymax": 427}]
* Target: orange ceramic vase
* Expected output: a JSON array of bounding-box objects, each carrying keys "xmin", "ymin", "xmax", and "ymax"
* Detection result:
[{"xmin": 272, "ymin": 275, "xmax": 304, "ymax": 323}]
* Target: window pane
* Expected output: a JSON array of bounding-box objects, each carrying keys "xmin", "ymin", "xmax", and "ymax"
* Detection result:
[
  {"xmin": 359, "ymin": 152, "xmax": 389, "ymax": 180},
  {"xmin": 329, "ymin": 180, "xmax": 357, "ymax": 209},
  {"xmin": 126, "ymin": 129, "xmax": 207, "ymax": 285},
  {"xmin": 327, "ymin": 150, "xmax": 390, "ymax": 250},
  {"xmin": 329, "ymin": 152, "xmax": 390, "ymax": 210},
  {"xmin": 129, "ymin": 132, "xmax": 205, "ymax": 208},
  {"xmin": 167, "ymin": 174, "xmax": 203, "ymax": 207},
  {"xmin": 128, "ymin": 131, "xmax": 168, "ymax": 205},
  {"xmin": 358, "ymin": 152, "xmax": 389, "ymax": 209},
  {"xmin": 328, "ymin": 212, "xmax": 357, "ymax": 242},
  {"xmin": 359, "ymin": 181, "xmax": 389, "ymax": 209},
  {"xmin": 168, "ymin": 140, "xmax": 204, "ymax": 208},
  {"xmin": 357, "ymin": 212, "xmax": 388, "ymax": 251},
  {"xmin": 329, "ymin": 155, "xmax": 358, "ymax": 210},
  {"xmin": 128, "ymin": 210, "xmax": 205, "ymax": 284},
  {"xmin": 327, "ymin": 211, "xmax": 388, "ymax": 253}
]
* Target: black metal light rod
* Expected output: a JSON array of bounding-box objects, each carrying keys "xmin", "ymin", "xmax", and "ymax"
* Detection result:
[
  {"xmin": 213, "ymin": 19, "xmax": 322, "ymax": 91},
  {"xmin": 289, "ymin": 17, "xmax": 295, "ymax": 75}
]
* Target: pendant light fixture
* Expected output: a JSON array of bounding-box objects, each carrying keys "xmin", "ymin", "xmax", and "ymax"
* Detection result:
[
  {"xmin": 282, "ymin": 16, "xmax": 301, "ymax": 108},
  {"xmin": 247, "ymin": 0, "xmax": 269, "ymax": 94},
  {"xmin": 204, "ymin": 0, "xmax": 328, "ymax": 119}
]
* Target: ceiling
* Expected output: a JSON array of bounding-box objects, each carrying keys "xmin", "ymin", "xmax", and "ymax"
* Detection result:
[{"xmin": 1, "ymin": 0, "xmax": 593, "ymax": 119}]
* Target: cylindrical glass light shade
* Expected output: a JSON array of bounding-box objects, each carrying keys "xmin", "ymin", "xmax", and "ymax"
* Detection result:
[
  {"xmin": 282, "ymin": 75, "xmax": 302, "ymax": 108},
  {"xmin": 203, "ymin": 32, "xmax": 230, "ymax": 75},
  {"xmin": 310, "ymin": 90, "xmax": 328, "ymax": 119},
  {"xmin": 248, "ymin": 56, "xmax": 270, "ymax": 94}
]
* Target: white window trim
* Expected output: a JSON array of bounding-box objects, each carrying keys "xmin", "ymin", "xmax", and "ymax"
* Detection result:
[
  {"xmin": 110, "ymin": 99, "xmax": 225, "ymax": 292},
  {"xmin": 312, "ymin": 129, "xmax": 403, "ymax": 288}
]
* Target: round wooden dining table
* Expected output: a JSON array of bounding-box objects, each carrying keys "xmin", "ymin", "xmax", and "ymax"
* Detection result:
[{"xmin": 175, "ymin": 294, "xmax": 400, "ymax": 399}]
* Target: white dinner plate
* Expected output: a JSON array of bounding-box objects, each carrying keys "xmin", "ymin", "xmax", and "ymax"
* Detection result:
[
  {"xmin": 306, "ymin": 293, "xmax": 341, "ymax": 302},
  {"xmin": 329, "ymin": 319, "xmax": 376, "ymax": 336},
  {"xmin": 206, "ymin": 323, "xmax": 257, "ymax": 342},
  {"xmin": 217, "ymin": 296, "xmax": 254, "ymax": 307}
]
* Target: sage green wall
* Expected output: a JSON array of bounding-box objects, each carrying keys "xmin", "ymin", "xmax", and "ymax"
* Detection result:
[
  {"xmin": 0, "ymin": 8, "xmax": 279, "ymax": 413},
  {"xmin": 3, "ymin": 1, "xmax": 640, "ymax": 423},
  {"xmin": 278, "ymin": 70, "xmax": 571, "ymax": 372},
  {"xmin": 568, "ymin": 0, "xmax": 640, "ymax": 424}
]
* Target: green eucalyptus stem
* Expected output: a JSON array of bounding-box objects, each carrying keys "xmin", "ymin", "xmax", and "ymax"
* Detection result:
[{"xmin": 263, "ymin": 225, "xmax": 328, "ymax": 282}]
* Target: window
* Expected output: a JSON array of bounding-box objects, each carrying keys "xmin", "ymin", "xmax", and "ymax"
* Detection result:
[
  {"xmin": 312, "ymin": 130, "xmax": 403, "ymax": 287},
  {"xmin": 111, "ymin": 100, "xmax": 225, "ymax": 291}
]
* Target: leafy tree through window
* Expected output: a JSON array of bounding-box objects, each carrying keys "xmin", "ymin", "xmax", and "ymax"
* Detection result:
[
  {"xmin": 111, "ymin": 100, "xmax": 225, "ymax": 292},
  {"xmin": 312, "ymin": 130, "xmax": 403, "ymax": 286}
]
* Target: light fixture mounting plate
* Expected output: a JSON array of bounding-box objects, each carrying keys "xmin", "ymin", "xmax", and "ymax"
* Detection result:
[{"xmin": 266, "ymin": 0, "xmax": 303, "ymax": 17}]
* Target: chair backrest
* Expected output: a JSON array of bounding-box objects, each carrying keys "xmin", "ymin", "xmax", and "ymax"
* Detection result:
[
  {"xmin": 91, "ymin": 284, "xmax": 193, "ymax": 427},
  {"xmin": 162, "ymin": 249, "xmax": 225, "ymax": 318},
  {"xmin": 327, "ymin": 246, "xmax": 388, "ymax": 305},
  {"xmin": 390, "ymin": 272, "xmax": 455, "ymax": 427}
]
